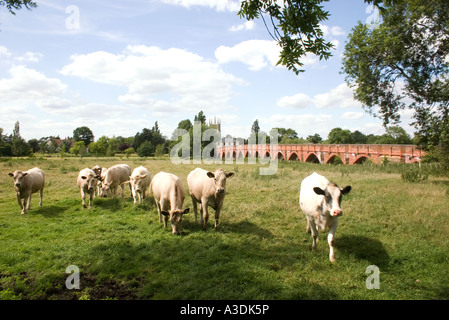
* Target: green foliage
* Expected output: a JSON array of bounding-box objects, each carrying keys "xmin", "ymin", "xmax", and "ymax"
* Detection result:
[
  {"xmin": 73, "ymin": 127, "xmax": 94, "ymax": 146},
  {"xmin": 0, "ymin": 0, "xmax": 37, "ymax": 15},
  {"xmin": 342, "ymin": 0, "xmax": 449, "ymax": 151},
  {"xmin": 137, "ymin": 141, "xmax": 154, "ymax": 157},
  {"xmin": 401, "ymin": 167, "xmax": 429, "ymax": 183}
]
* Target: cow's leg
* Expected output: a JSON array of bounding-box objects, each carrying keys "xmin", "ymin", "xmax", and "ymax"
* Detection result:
[
  {"xmin": 191, "ymin": 196, "xmax": 198, "ymax": 223},
  {"xmin": 27, "ymin": 194, "xmax": 32, "ymax": 210},
  {"xmin": 16, "ymin": 193, "xmax": 23, "ymax": 210},
  {"xmin": 201, "ymin": 198, "xmax": 209, "ymax": 230},
  {"xmin": 88, "ymin": 191, "xmax": 94, "ymax": 208},
  {"xmin": 155, "ymin": 200, "xmax": 162, "ymax": 223},
  {"xmin": 328, "ymin": 220, "xmax": 338, "ymax": 263},
  {"xmin": 306, "ymin": 219, "xmax": 311, "ymax": 234},
  {"xmin": 81, "ymin": 189, "xmax": 87, "ymax": 208},
  {"xmin": 22, "ymin": 195, "xmax": 29, "ymax": 214},
  {"xmin": 308, "ymin": 217, "xmax": 318, "ymax": 250},
  {"xmin": 214, "ymin": 208, "xmax": 220, "ymax": 229},
  {"xmin": 39, "ymin": 188, "xmax": 43, "ymax": 206}
]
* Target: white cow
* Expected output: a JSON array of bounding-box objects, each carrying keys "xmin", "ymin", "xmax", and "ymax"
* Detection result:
[
  {"xmin": 100, "ymin": 164, "xmax": 132, "ymax": 197},
  {"xmin": 77, "ymin": 168, "xmax": 100, "ymax": 208},
  {"xmin": 299, "ymin": 172, "xmax": 351, "ymax": 262},
  {"xmin": 8, "ymin": 167, "xmax": 45, "ymax": 215},
  {"xmin": 127, "ymin": 166, "xmax": 151, "ymax": 204},
  {"xmin": 91, "ymin": 165, "xmax": 106, "ymax": 197},
  {"xmin": 150, "ymin": 171, "xmax": 190, "ymax": 235},
  {"xmin": 187, "ymin": 168, "xmax": 234, "ymax": 230}
]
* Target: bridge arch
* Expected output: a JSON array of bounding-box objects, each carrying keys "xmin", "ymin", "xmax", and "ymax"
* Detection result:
[
  {"xmin": 353, "ymin": 156, "xmax": 369, "ymax": 164},
  {"xmin": 276, "ymin": 152, "xmax": 285, "ymax": 161},
  {"xmin": 305, "ymin": 153, "xmax": 320, "ymax": 164},
  {"xmin": 288, "ymin": 152, "xmax": 299, "ymax": 161},
  {"xmin": 326, "ymin": 154, "xmax": 343, "ymax": 164}
]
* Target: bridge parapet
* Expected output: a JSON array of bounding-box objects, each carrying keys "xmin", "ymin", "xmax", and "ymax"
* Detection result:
[{"xmin": 216, "ymin": 144, "xmax": 425, "ymax": 165}]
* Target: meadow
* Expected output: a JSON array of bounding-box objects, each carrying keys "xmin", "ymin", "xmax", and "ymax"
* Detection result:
[{"xmin": 0, "ymin": 156, "xmax": 448, "ymax": 300}]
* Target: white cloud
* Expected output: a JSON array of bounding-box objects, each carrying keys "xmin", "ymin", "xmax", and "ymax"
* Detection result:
[
  {"xmin": 278, "ymin": 83, "xmax": 362, "ymax": 110},
  {"xmin": 216, "ymin": 39, "xmax": 318, "ymax": 71},
  {"xmin": 160, "ymin": 0, "xmax": 241, "ymax": 12},
  {"xmin": 277, "ymin": 93, "xmax": 314, "ymax": 109},
  {"xmin": 215, "ymin": 40, "xmax": 281, "ymax": 71},
  {"xmin": 341, "ymin": 111, "xmax": 364, "ymax": 120},
  {"xmin": 61, "ymin": 45, "xmax": 246, "ymax": 116},
  {"xmin": 229, "ymin": 21, "xmax": 255, "ymax": 32}
]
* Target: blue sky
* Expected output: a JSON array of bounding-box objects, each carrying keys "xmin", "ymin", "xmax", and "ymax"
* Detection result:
[{"xmin": 0, "ymin": 0, "xmax": 414, "ymax": 141}]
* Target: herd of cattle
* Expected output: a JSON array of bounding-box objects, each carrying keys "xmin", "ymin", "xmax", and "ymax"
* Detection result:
[{"xmin": 8, "ymin": 165, "xmax": 351, "ymax": 262}]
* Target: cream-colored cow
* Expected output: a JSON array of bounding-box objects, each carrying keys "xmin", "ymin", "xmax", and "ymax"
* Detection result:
[
  {"xmin": 150, "ymin": 171, "xmax": 189, "ymax": 235},
  {"xmin": 187, "ymin": 168, "xmax": 234, "ymax": 230},
  {"xmin": 8, "ymin": 167, "xmax": 45, "ymax": 215}
]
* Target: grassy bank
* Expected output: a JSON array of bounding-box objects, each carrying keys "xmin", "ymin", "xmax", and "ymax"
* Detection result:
[{"xmin": 1, "ymin": 157, "xmax": 448, "ymax": 299}]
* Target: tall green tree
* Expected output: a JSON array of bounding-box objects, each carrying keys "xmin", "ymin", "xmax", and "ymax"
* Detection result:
[
  {"xmin": 73, "ymin": 126, "xmax": 94, "ymax": 146},
  {"xmin": 11, "ymin": 121, "xmax": 30, "ymax": 156},
  {"xmin": 342, "ymin": 0, "xmax": 449, "ymax": 152}
]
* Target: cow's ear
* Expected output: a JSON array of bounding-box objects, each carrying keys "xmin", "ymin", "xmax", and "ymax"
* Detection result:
[
  {"xmin": 81, "ymin": 176, "xmax": 87, "ymax": 180},
  {"xmin": 207, "ymin": 172, "xmax": 215, "ymax": 179},
  {"xmin": 161, "ymin": 211, "xmax": 169, "ymax": 216},
  {"xmin": 226, "ymin": 172, "xmax": 235, "ymax": 178},
  {"xmin": 8, "ymin": 173, "xmax": 14, "ymax": 177},
  {"xmin": 341, "ymin": 186, "xmax": 351, "ymax": 195},
  {"xmin": 313, "ymin": 187, "xmax": 326, "ymax": 196},
  {"xmin": 140, "ymin": 174, "xmax": 148, "ymax": 179},
  {"xmin": 23, "ymin": 173, "xmax": 28, "ymax": 177},
  {"xmin": 182, "ymin": 208, "xmax": 190, "ymax": 215}
]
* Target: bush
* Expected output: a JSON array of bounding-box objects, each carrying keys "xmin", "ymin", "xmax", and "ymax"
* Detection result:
[
  {"xmin": 137, "ymin": 141, "xmax": 154, "ymax": 157},
  {"xmin": 401, "ymin": 167, "xmax": 428, "ymax": 183}
]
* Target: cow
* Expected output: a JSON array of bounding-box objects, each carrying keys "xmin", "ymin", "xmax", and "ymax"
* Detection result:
[
  {"xmin": 100, "ymin": 164, "xmax": 132, "ymax": 198},
  {"xmin": 77, "ymin": 168, "xmax": 100, "ymax": 208},
  {"xmin": 187, "ymin": 168, "xmax": 234, "ymax": 230},
  {"xmin": 299, "ymin": 172, "xmax": 351, "ymax": 262},
  {"xmin": 91, "ymin": 165, "xmax": 106, "ymax": 197},
  {"xmin": 150, "ymin": 171, "xmax": 190, "ymax": 235},
  {"xmin": 126, "ymin": 166, "xmax": 151, "ymax": 204},
  {"xmin": 8, "ymin": 167, "xmax": 45, "ymax": 215}
]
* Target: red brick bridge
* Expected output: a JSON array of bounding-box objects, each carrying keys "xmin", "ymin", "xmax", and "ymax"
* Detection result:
[{"xmin": 216, "ymin": 144, "xmax": 425, "ymax": 165}]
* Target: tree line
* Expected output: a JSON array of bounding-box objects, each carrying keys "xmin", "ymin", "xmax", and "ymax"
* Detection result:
[{"xmin": 0, "ymin": 113, "xmax": 416, "ymax": 158}]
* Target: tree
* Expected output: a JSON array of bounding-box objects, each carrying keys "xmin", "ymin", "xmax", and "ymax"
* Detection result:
[
  {"xmin": 327, "ymin": 128, "xmax": 354, "ymax": 144},
  {"xmin": 238, "ymin": 0, "xmax": 394, "ymax": 74},
  {"xmin": 11, "ymin": 121, "xmax": 30, "ymax": 156},
  {"xmin": 194, "ymin": 111, "xmax": 206, "ymax": 124},
  {"xmin": 70, "ymin": 141, "xmax": 86, "ymax": 157},
  {"xmin": 137, "ymin": 140, "xmax": 154, "ymax": 157},
  {"xmin": 342, "ymin": 0, "xmax": 449, "ymax": 152},
  {"xmin": 88, "ymin": 136, "xmax": 109, "ymax": 156},
  {"xmin": 0, "ymin": 0, "xmax": 36, "ymax": 15},
  {"xmin": 73, "ymin": 127, "xmax": 94, "ymax": 146},
  {"xmin": 306, "ymin": 133, "xmax": 322, "ymax": 144}
]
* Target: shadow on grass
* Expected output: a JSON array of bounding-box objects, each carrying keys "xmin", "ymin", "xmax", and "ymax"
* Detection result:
[
  {"xmin": 335, "ymin": 235, "xmax": 390, "ymax": 269},
  {"xmin": 33, "ymin": 204, "xmax": 70, "ymax": 218},
  {"xmin": 93, "ymin": 198, "xmax": 123, "ymax": 212}
]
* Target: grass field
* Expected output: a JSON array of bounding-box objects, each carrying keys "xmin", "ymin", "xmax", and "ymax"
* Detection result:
[{"xmin": 0, "ymin": 156, "xmax": 448, "ymax": 300}]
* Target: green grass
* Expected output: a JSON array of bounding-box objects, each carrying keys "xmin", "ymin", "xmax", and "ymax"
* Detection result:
[{"xmin": 1, "ymin": 157, "xmax": 448, "ymax": 300}]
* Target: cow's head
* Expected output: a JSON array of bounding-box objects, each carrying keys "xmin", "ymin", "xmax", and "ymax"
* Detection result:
[
  {"xmin": 129, "ymin": 174, "xmax": 148, "ymax": 194},
  {"xmin": 206, "ymin": 169, "xmax": 234, "ymax": 196},
  {"xmin": 8, "ymin": 171, "xmax": 27, "ymax": 189},
  {"xmin": 101, "ymin": 181, "xmax": 112, "ymax": 197},
  {"xmin": 81, "ymin": 174, "xmax": 100, "ymax": 193},
  {"xmin": 313, "ymin": 184, "xmax": 351, "ymax": 217},
  {"xmin": 161, "ymin": 208, "xmax": 190, "ymax": 235}
]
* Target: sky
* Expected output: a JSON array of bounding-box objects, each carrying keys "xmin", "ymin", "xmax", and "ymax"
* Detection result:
[{"xmin": 0, "ymin": 0, "xmax": 415, "ymax": 142}]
